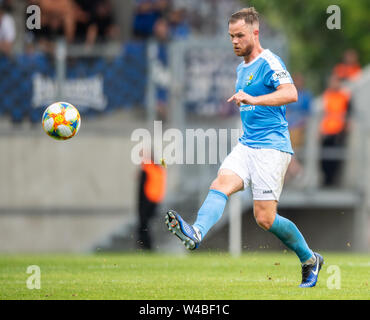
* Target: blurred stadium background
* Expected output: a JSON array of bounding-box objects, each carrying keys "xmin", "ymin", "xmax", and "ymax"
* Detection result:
[{"xmin": 0, "ymin": 0, "xmax": 369, "ymax": 256}]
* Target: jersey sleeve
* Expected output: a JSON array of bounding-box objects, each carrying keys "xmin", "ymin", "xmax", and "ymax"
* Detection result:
[{"xmin": 263, "ymin": 58, "xmax": 293, "ymax": 89}]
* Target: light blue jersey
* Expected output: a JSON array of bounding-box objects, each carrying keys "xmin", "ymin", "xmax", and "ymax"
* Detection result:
[{"xmin": 236, "ymin": 49, "xmax": 294, "ymax": 154}]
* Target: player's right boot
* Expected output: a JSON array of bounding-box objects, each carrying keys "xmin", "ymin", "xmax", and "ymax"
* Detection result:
[
  {"xmin": 165, "ymin": 210, "xmax": 201, "ymax": 250},
  {"xmin": 299, "ymin": 252, "xmax": 324, "ymax": 288}
]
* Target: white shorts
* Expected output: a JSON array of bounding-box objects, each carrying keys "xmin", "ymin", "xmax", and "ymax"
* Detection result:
[{"xmin": 219, "ymin": 143, "xmax": 291, "ymax": 201}]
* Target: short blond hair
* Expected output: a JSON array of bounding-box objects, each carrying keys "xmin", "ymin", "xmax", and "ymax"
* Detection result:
[{"xmin": 228, "ymin": 7, "xmax": 259, "ymax": 26}]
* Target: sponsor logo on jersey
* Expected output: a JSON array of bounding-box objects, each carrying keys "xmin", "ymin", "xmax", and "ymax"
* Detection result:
[
  {"xmin": 272, "ymin": 70, "xmax": 289, "ymax": 81},
  {"xmin": 240, "ymin": 105, "xmax": 255, "ymax": 112}
]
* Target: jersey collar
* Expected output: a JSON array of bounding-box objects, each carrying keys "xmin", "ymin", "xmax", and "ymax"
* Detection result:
[{"xmin": 242, "ymin": 49, "xmax": 268, "ymax": 67}]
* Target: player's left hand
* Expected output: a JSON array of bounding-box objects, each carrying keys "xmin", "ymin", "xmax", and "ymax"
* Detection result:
[{"xmin": 227, "ymin": 90, "xmax": 257, "ymax": 106}]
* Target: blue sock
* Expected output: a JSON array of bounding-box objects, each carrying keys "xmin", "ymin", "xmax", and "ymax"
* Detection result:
[
  {"xmin": 193, "ymin": 189, "xmax": 228, "ymax": 239},
  {"xmin": 268, "ymin": 213, "xmax": 313, "ymax": 263}
]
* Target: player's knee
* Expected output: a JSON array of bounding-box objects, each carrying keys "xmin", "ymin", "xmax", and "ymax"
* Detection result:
[
  {"xmin": 210, "ymin": 179, "xmax": 225, "ymax": 195},
  {"xmin": 254, "ymin": 210, "xmax": 275, "ymax": 231},
  {"xmin": 210, "ymin": 176, "xmax": 233, "ymax": 196},
  {"xmin": 210, "ymin": 177, "xmax": 223, "ymax": 190},
  {"xmin": 255, "ymin": 216, "xmax": 274, "ymax": 230},
  {"xmin": 254, "ymin": 201, "xmax": 277, "ymax": 231},
  {"xmin": 210, "ymin": 172, "xmax": 243, "ymax": 196}
]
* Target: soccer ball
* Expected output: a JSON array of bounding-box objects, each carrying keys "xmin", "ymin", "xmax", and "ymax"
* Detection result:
[{"xmin": 42, "ymin": 102, "xmax": 81, "ymax": 140}]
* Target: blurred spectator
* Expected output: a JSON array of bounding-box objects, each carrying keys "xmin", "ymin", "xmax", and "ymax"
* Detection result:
[
  {"xmin": 0, "ymin": 3, "xmax": 16, "ymax": 56},
  {"xmin": 1, "ymin": 0, "xmax": 13, "ymax": 12},
  {"xmin": 75, "ymin": 0, "xmax": 119, "ymax": 45},
  {"xmin": 320, "ymin": 75, "xmax": 351, "ymax": 186},
  {"xmin": 137, "ymin": 151, "xmax": 167, "ymax": 250},
  {"xmin": 154, "ymin": 0, "xmax": 171, "ymax": 15},
  {"xmin": 285, "ymin": 73, "xmax": 313, "ymax": 183},
  {"xmin": 153, "ymin": 17, "xmax": 170, "ymax": 42},
  {"xmin": 132, "ymin": 0, "xmax": 192, "ymax": 40},
  {"xmin": 85, "ymin": 0, "xmax": 119, "ymax": 45},
  {"xmin": 333, "ymin": 49, "xmax": 362, "ymax": 82},
  {"xmin": 28, "ymin": 0, "xmax": 119, "ymax": 51},
  {"xmin": 132, "ymin": 0, "xmax": 170, "ymax": 39},
  {"xmin": 29, "ymin": 0, "xmax": 89, "ymax": 44},
  {"xmin": 152, "ymin": 18, "xmax": 170, "ymax": 121},
  {"xmin": 18, "ymin": 32, "xmax": 45, "ymax": 65},
  {"xmin": 168, "ymin": 8, "xmax": 190, "ymax": 40}
]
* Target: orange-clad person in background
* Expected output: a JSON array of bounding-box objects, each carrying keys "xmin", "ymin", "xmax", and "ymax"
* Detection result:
[
  {"xmin": 320, "ymin": 75, "xmax": 351, "ymax": 186},
  {"xmin": 333, "ymin": 49, "xmax": 362, "ymax": 82},
  {"xmin": 137, "ymin": 154, "xmax": 166, "ymax": 250}
]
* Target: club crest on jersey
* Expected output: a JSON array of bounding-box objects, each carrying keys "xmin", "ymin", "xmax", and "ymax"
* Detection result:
[{"xmin": 245, "ymin": 74, "xmax": 254, "ymax": 86}]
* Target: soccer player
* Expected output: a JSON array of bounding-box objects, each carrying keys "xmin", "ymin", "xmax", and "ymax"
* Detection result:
[{"xmin": 165, "ymin": 7, "xmax": 324, "ymax": 288}]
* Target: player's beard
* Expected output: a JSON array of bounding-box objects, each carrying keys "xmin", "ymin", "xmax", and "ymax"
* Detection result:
[
  {"xmin": 241, "ymin": 43, "xmax": 253, "ymax": 59},
  {"xmin": 234, "ymin": 42, "xmax": 253, "ymax": 58}
]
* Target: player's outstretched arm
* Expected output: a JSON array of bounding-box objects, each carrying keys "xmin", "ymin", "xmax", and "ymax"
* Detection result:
[
  {"xmin": 254, "ymin": 83, "xmax": 298, "ymax": 106},
  {"xmin": 228, "ymin": 84, "xmax": 298, "ymax": 106}
]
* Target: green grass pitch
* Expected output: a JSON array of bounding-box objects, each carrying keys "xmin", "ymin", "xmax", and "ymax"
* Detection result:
[{"xmin": 0, "ymin": 252, "xmax": 369, "ymax": 300}]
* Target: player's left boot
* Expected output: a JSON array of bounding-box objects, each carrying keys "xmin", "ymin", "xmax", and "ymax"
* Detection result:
[
  {"xmin": 165, "ymin": 210, "xmax": 201, "ymax": 250},
  {"xmin": 299, "ymin": 252, "xmax": 324, "ymax": 288}
]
